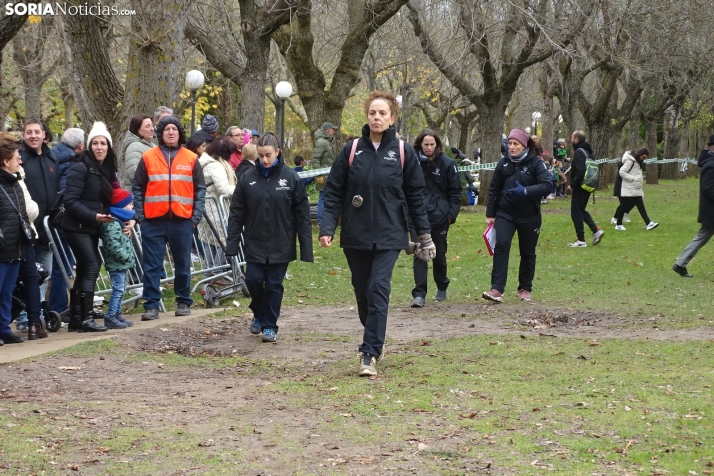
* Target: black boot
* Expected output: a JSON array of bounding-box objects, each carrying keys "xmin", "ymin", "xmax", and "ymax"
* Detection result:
[
  {"xmin": 67, "ymin": 289, "xmax": 82, "ymax": 332},
  {"xmin": 78, "ymin": 291, "xmax": 107, "ymax": 333}
]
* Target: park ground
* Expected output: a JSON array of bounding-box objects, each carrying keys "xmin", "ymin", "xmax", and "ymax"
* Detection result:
[{"xmin": 0, "ymin": 178, "xmax": 712, "ymax": 475}]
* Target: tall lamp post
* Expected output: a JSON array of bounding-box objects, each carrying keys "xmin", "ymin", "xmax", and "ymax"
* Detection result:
[
  {"xmin": 185, "ymin": 70, "xmax": 205, "ymax": 135},
  {"xmin": 275, "ymin": 81, "xmax": 293, "ymax": 147}
]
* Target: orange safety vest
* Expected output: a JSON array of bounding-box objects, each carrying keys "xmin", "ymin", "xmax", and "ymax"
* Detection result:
[{"xmin": 142, "ymin": 146, "xmax": 197, "ymax": 219}]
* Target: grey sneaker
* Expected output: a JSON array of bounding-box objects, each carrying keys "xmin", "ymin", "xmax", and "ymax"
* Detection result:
[
  {"xmin": 359, "ymin": 353, "xmax": 377, "ymax": 376},
  {"xmin": 175, "ymin": 303, "xmax": 191, "ymax": 316},
  {"xmin": 141, "ymin": 308, "xmax": 159, "ymax": 321},
  {"xmin": 262, "ymin": 328, "xmax": 277, "ymax": 343},
  {"xmin": 250, "ymin": 318, "xmax": 262, "ymax": 335},
  {"xmin": 435, "ymin": 290, "xmax": 447, "ymax": 301},
  {"xmin": 592, "ymin": 229, "xmax": 604, "ymax": 246},
  {"xmin": 411, "ymin": 296, "xmax": 426, "ymax": 308}
]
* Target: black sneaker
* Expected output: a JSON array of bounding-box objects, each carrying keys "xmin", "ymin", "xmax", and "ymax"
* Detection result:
[
  {"xmin": 175, "ymin": 303, "xmax": 191, "ymax": 316},
  {"xmin": 672, "ymin": 264, "xmax": 692, "ymax": 277},
  {"xmin": 141, "ymin": 308, "xmax": 159, "ymax": 321}
]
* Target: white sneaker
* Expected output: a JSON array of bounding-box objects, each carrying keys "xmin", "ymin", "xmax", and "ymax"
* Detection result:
[
  {"xmin": 623, "ymin": 213, "xmax": 631, "ymax": 223},
  {"xmin": 646, "ymin": 222, "xmax": 659, "ymax": 231},
  {"xmin": 567, "ymin": 240, "xmax": 587, "ymax": 248},
  {"xmin": 610, "ymin": 217, "xmax": 617, "ymax": 225},
  {"xmin": 541, "ymin": 198, "xmax": 548, "ymax": 204},
  {"xmin": 592, "ymin": 229, "xmax": 604, "ymax": 246},
  {"xmin": 614, "ymin": 225, "xmax": 626, "ymax": 231}
]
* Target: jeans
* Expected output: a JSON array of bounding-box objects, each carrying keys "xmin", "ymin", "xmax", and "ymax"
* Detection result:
[
  {"xmin": 570, "ymin": 188, "xmax": 598, "ymax": 241},
  {"xmin": 675, "ymin": 224, "xmax": 714, "ymax": 267},
  {"xmin": 141, "ymin": 218, "xmax": 194, "ymax": 310},
  {"xmin": 244, "ymin": 261, "xmax": 290, "ymax": 333},
  {"xmin": 49, "ymin": 229, "xmax": 74, "ymax": 314},
  {"xmin": 491, "ymin": 215, "xmax": 541, "ymax": 293},
  {"xmin": 317, "ymin": 191, "xmax": 325, "ymax": 227},
  {"xmin": 343, "ymin": 248, "xmax": 400, "ymax": 359},
  {"xmin": 0, "ymin": 261, "xmax": 21, "ymax": 335},
  {"xmin": 65, "ymin": 231, "xmax": 101, "ymax": 293},
  {"xmin": 107, "ymin": 270, "xmax": 127, "ymax": 317},
  {"xmin": 411, "ymin": 220, "xmax": 450, "ymax": 298},
  {"xmin": 17, "ymin": 243, "xmax": 42, "ymax": 325},
  {"xmin": 614, "ymin": 196, "xmax": 651, "ymax": 225}
]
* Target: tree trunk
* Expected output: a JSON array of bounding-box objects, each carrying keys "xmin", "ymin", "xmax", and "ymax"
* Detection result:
[
  {"xmin": 588, "ymin": 120, "xmax": 612, "ymax": 190},
  {"xmin": 627, "ymin": 117, "xmax": 640, "ymax": 150},
  {"xmin": 476, "ymin": 106, "xmax": 508, "ymax": 206},
  {"xmin": 124, "ymin": 0, "xmax": 191, "ymax": 131},
  {"xmin": 541, "ymin": 93, "xmax": 554, "ymax": 159},
  {"xmin": 645, "ymin": 164, "xmax": 659, "ymax": 185},
  {"xmin": 0, "ymin": 14, "xmax": 28, "ymax": 51}
]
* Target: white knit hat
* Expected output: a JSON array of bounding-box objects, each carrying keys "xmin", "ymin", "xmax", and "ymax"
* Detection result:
[{"xmin": 86, "ymin": 121, "xmax": 113, "ymax": 148}]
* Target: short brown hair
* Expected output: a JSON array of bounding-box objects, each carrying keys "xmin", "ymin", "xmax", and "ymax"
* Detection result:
[
  {"xmin": 363, "ymin": 90, "xmax": 400, "ymax": 119},
  {"xmin": 0, "ymin": 132, "xmax": 21, "ymax": 167},
  {"xmin": 23, "ymin": 119, "xmax": 43, "ymax": 133}
]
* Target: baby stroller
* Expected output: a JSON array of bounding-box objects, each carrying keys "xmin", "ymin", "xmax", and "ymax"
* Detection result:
[
  {"xmin": 199, "ymin": 211, "xmax": 250, "ymax": 307},
  {"xmin": 11, "ymin": 262, "xmax": 63, "ymax": 333}
]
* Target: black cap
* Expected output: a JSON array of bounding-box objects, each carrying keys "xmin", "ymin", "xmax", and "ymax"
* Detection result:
[
  {"xmin": 708, "ymin": 134, "xmax": 714, "ymax": 146},
  {"xmin": 156, "ymin": 116, "xmax": 187, "ymax": 147}
]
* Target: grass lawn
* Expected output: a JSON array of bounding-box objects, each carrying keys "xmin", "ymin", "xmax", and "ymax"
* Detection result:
[{"xmin": 1, "ymin": 178, "xmax": 712, "ymax": 475}]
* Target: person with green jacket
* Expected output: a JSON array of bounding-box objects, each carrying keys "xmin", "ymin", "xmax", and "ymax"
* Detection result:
[
  {"xmin": 312, "ymin": 122, "xmax": 337, "ymax": 227},
  {"xmin": 122, "ymin": 114, "xmax": 154, "ymax": 189},
  {"xmin": 100, "ymin": 184, "xmax": 136, "ymax": 329}
]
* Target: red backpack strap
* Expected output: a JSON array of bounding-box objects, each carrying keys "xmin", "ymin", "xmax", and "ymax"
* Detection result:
[
  {"xmin": 348, "ymin": 139, "xmax": 360, "ymax": 167},
  {"xmin": 399, "ymin": 139, "xmax": 404, "ymax": 169}
]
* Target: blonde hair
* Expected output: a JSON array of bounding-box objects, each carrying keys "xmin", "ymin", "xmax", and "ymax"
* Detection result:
[
  {"xmin": 0, "ymin": 131, "xmax": 20, "ymax": 167},
  {"xmin": 363, "ymin": 90, "xmax": 400, "ymax": 119},
  {"xmin": 242, "ymin": 143, "xmax": 257, "ymax": 162}
]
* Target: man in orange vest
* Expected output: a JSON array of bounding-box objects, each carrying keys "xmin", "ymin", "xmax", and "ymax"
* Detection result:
[{"xmin": 132, "ymin": 116, "xmax": 206, "ymax": 320}]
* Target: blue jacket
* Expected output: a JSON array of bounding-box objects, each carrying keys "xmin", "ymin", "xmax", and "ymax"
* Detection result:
[{"xmin": 51, "ymin": 142, "xmax": 77, "ymax": 191}]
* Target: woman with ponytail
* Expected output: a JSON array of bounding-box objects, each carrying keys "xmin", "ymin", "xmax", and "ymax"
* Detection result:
[
  {"xmin": 225, "ymin": 132, "xmax": 313, "ymax": 343},
  {"xmin": 482, "ymin": 129, "xmax": 553, "ymax": 303}
]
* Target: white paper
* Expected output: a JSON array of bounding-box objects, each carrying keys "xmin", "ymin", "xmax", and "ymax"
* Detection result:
[{"xmin": 483, "ymin": 223, "xmax": 496, "ymax": 256}]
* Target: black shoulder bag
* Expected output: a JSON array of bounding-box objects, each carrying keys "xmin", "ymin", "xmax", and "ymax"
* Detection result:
[{"xmin": 0, "ymin": 183, "xmax": 34, "ymax": 241}]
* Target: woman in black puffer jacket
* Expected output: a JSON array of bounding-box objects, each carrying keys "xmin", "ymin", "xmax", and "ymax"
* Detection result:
[
  {"xmin": 0, "ymin": 132, "xmax": 30, "ymax": 344},
  {"xmin": 61, "ymin": 122, "xmax": 118, "ymax": 332}
]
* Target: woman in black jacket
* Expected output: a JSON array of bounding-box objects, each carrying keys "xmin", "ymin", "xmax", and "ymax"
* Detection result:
[
  {"xmin": 0, "ymin": 132, "xmax": 30, "ymax": 345},
  {"xmin": 410, "ymin": 129, "xmax": 462, "ymax": 308},
  {"xmin": 225, "ymin": 133, "xmax": 313, "ymax": 343},
  {"xmin": 61, "ymin": 122, "xmax": 118, "ymax": 332},
  {"xmin": 483, "ymin": 129, "xmax": 553, "ymax": 303},
  {"xmin": 320, "ymin": 91, "xmax": 432, "ymax": 377}
]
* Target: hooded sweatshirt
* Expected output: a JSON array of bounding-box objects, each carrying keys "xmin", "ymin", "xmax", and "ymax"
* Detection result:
[
  {"xmin": 569, "ymin": 141, "xmax": 594, "ymax": 189},
  {"xmin": 697, "ymin": 149, "xmax": 714, "ymax": 226}
]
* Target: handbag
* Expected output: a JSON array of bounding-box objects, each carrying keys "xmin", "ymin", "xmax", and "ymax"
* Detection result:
[
  {"xmin": 0, "ymin": 183, "xmax": 34, "ymax": 241},
  {"xmin": 49, "ymin": 190, "xmax": 65, "ymax": 228}
]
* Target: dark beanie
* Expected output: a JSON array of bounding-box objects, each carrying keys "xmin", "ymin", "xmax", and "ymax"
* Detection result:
[
  {"xmin": 156, "ymin": 116, "xmax": 187, "ymax": 147},
  {"xmin": 202, "ymin": 114, "xmax": 219, "ymax": 134}
]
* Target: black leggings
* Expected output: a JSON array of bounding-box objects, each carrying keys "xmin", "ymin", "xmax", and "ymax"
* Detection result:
[
  {"xmin": 65, "ymin": 231, "xmax": 101, "ymax": 293},
  {"xmin": 614, "ymin": 196, "xmax": 650, "ymax": 225},
  {"xmin": 491, "ymin": 215, "xmax": 541, "ymax": 293}
]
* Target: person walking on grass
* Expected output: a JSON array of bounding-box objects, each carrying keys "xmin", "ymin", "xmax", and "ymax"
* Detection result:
[
  {"xmin": 482, "ymin": 129, "xmax": 553, "ymax": 304},
  {"xmin": 567, "ymin": 131, "xmax": 604, "ymax": 248},
  {"xmin": 612, "ymin": 148, "xmax": 658, "ymax": 232},
  {"xmin": 672, "ymin": 135, "xmax": 714, "ymax": 278},
  {"xmin": 225, "ymin": 133, "xmax": 313, "ymax": 343},
  {"xmin": 320, "ymin": 91, "xmax": 432, "ymax": 377},
  {"xmin": 410, "ymin": 129, "xmax": 461, "ymax": 308}
]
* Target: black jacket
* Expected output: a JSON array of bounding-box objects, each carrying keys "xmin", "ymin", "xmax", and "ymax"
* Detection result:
[
  {"xmin": 132, "ymin": 145, "xmax": 207, "ymax": 225},
  {"xmin": 320, "ymin": 125, "xmax": 430, "ymax": 249},
  {"xmin": 235, "ymin": 159, "xmax": 255, "ymax": 181},
  {"xmin": 698, "ymin": 150, "xmax": 714, "ymax": 226},
  {"xmin": 418, "ymin": 151, "xmax": 462, "ymax": 227},
  {"xmin": 19, "ymin": 140, "xmax": 58, "ymax": 250},
  {"xmin": 486, "ymin": 150, "xmax": 553, "ymax": 221},
  {"xmin": 225, "ymin": 161, "xmax": 313, "ymax": 264},
  {"xmin": 569, "ymin": 141, "xmax": 594, "ymax": 189},
  {"xmin": 0, "ymin": 168, "xmax": 30, "ymax": 262},
  {"xmin": 61, "ymin": 152, "xmax": 111, "ymax": 235}
]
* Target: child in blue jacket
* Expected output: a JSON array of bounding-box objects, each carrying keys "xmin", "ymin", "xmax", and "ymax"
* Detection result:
[{"xmin": 100, "ymin": 184, "xmax": 136, "ymax": 328}]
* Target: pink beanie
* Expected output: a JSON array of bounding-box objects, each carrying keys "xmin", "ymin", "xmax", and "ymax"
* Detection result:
[{"xmin": 507, "ymin": 129, "xmax": 529, "ymax": 148}]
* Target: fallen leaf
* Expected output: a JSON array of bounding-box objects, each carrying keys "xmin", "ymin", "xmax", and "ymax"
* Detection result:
[{"xmin": 57, "ymin": 366, "xmax": 81, "ymax": 370}]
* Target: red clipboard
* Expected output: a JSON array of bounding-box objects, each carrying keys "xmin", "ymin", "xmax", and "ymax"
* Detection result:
[{"xmin": 483, "ymin": 223, "xmax": 496, "ymax": 256}]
